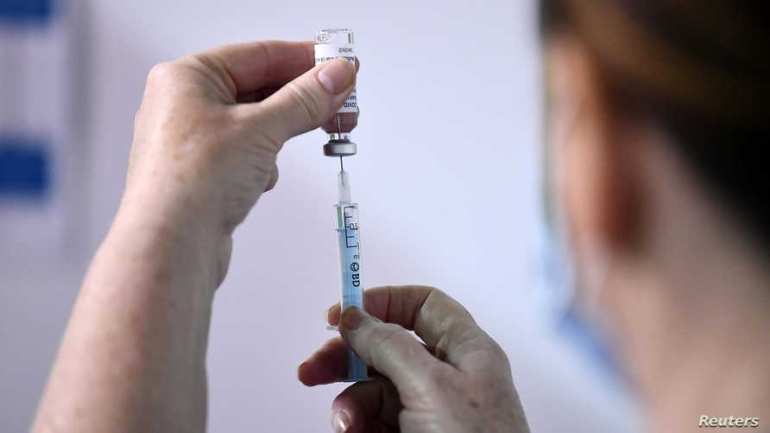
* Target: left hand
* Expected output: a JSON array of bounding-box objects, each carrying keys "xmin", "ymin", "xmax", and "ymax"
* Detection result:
[{"xmin": 298, "ymin": 286, "xmax": 530, "ymax": 433}]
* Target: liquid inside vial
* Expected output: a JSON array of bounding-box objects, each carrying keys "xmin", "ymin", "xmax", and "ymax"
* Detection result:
[
  {"xmin": 322, "ymin": 112, "xmax": 358, "ymax": 140},
  {"xmin": 315, "ymin": 29, "xmax": 359, "ymax": 147}
]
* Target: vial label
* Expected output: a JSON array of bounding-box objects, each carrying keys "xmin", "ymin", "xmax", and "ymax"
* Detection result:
[{"xmin": 315, "ymin": 44, "xmax": 357, "ymax": 113}]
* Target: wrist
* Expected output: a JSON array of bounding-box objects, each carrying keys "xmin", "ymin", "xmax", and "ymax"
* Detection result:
[{"xmin": 108, "ymin": 187, "xmax": 228, "ymax": 294}]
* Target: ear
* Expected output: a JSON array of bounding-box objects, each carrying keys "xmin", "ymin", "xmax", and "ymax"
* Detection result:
[{"xmin": 545, "ymin": 36, "xmax": 638, "ymax": 264}]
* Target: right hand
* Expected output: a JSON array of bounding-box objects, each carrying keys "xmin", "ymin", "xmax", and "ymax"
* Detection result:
[{"xmin": 298, "ymin": 286, "xmax": 530, "ymax": 433}]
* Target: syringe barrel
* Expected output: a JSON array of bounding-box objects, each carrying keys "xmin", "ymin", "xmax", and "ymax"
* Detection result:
[
  {"xmin": 335, "ymin": 203, "xmax": 363, "ymax": 310},
  {"xmin": 334, "ymin": 202, "xmax": 368, "ymax": 381}
]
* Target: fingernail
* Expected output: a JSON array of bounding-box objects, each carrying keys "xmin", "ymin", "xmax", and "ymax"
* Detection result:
[
  {"xmin": 317, "ymin": 59, "xmax": 355, "ymax": 95},
  {"xmin": 331, "ymin": 410, "xmax": 351, "ymax": 433},
  {"xmin": 340, "ymin": 307, "xmax": 366, "ymax": 331}
]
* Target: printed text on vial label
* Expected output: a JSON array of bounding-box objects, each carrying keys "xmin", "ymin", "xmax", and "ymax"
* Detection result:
[{"xmin": 314, "ymin": 44, "xmax": 357, "ymax": 113}]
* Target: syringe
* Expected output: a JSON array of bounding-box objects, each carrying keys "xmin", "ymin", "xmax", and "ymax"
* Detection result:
[{"xmin": 333, "ymin": 159, "xmax": 369, "ymax": 382}]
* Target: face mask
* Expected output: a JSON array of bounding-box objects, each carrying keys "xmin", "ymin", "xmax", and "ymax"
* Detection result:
[{"xmin": 536, "ymin": 212, "xmax": 621, "ymax": 382}]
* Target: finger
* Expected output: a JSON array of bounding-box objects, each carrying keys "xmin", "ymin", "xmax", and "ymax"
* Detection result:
[
  {"xmin": 331, "ymin": 377, "xmax": 402, "ymax": 433},
  {"xmin": 264, "ymin": 165, "xmax": 279, "ymax": 192},
  {"xmin": 236, "ymin": 86, "xmax": 280, "ymax": 104},
  {"xmin": 235, "ymin": 56, "xmax": 358, "ymax": 103},
  {"xmin": 340, "ymin": 307, "xmax": 447, "ymax": 393},
  {"xmin": 327, "ymin": 286, "xmax": 467, "ymax": 338},
  {"xmin": 330, "ymin": 286, "xmax": 506, "ymax": 374},
  {"xmin": 297, "ymin": 337, "xmax": 348, "ymax": 386},
  {"xmin": 247, "ymin": 58, "xmax": 356, "ymax": 145},
  {"xmin": 298, "ymin": 337, "xmax": 435, "ymax": 387},
  {"xmin": 190, "ymin": 40, "xmax": 315, "ymax": 97}
]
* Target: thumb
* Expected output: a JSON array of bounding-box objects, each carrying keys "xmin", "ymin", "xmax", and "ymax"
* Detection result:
[
  {"xmin": 253, "ymin": 58, "xmax": 356, "ymax": 146},
  {"xmin": 340, "ymin": 307, "xmax": 440, "ymax": 392}
]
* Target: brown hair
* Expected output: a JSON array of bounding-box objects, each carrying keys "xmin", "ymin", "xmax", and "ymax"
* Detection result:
[{"xmin": 540, "ymin": 0, "xmax": 770, "ymax": 250}]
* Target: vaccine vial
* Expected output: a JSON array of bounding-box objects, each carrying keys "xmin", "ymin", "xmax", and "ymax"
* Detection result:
[{"xmin": 315, "ymin": 29, "xmax": 359, "ymax": 156}]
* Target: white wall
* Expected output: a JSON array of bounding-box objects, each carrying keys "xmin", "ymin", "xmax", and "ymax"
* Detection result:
[{"xmin": 0, "ymin": 0, "xmax": 642, "ymax": 431}]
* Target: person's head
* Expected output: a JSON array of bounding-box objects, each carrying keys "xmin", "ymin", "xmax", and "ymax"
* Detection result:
[{"xmin": 539, "ymin": 0, "xmax": 769, "ymax": 398}]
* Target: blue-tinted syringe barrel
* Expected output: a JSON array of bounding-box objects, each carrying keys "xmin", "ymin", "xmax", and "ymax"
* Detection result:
[{"xmin": 335, "ymin": 202, "xmax": 369, "ymax": 381}]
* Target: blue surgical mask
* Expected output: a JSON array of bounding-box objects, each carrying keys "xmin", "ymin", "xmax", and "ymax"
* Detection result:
[{"xmin": 534, "ymin": 190, "xmax": 623, "ymax": 385}]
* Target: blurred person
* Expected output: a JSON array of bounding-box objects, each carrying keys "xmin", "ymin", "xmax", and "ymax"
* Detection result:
[{"xmin": 32, "ymin": 1, "xmax": 769, "ymax": 433}]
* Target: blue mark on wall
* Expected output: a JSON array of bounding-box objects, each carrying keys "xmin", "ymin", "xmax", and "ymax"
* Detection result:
[
  {"xmin": 0, "ymin": 136, "xmax": 50, "ymax": 200},
  {"xmin": 0, "ymin": 1, "xmax": 55, "ymax": 200},
  {"xmin": 0, "ymin": 0, "xmax": 53, "ymax": 24}
]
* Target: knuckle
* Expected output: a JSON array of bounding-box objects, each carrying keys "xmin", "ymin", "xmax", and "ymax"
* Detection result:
[
  {"xmin": 367, "ymin": 325, "xmax": 415, "ymax": 369},
  {"xmin": 189, "ymin": 53, "xmax": 220, "ymax": 75},
  {"xmin": 264, "ymin": 165, "xmax": 279, "ymax": 192},
  {"xmin": 147, "ymin": 61, "xmax": 178, "ymax": 84},
  {"xmin": 425, "ymin": 362, "xmax": 452, "ymax": 384},
  {"xmin": 464, "ymin": 326, "xmax": 507, "ymax": 359},
  {"xmin": 438, "ymin": 319, "xmax": 506, "ymax": 360},
  {"xmin": 489, "ymin": 339, "xmax": 512, "ymax": 367},
  {"xmin": 373, "ymin": 324, "xmax": 405, "ymax": 347},
  {"xmin": 188, "ymin": 53, "xmax": 234, "ymax": 93},
  {"xmin": 469, "ymin": 332, "xmax": 512, "ymax": 374},
  {"xmin": 368, "ymin": 324, "xmax": 409, "ymax": 358},
  {"xmin": 409, "ymin": 364, "xmax": 460, "ymax": 402}
]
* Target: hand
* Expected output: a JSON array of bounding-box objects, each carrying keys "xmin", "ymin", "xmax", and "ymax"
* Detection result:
[
  {"xmin": 298, "ymin": 286, "xmax": 530, "ymax": 433},
  {"xmin": 122, "ymin": 41, "xmax": 357, "ymax": 286}
]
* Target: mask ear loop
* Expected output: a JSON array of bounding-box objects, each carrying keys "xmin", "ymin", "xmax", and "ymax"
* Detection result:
[
  {"xmin": 541, "ymin": 92, "xmax": 584, "ymax": 316},
  {"xmin": 576, "ymin": 243, "xmax": 614, "ymax": 324},
  {"xmin": 544, "ymin": 91, "xmax": 617, "ymax": 328}
]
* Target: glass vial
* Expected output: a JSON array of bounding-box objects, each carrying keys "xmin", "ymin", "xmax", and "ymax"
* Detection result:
[{"xmin": 314, "ymin": 29, "xmax": 359, "ymax": 156}]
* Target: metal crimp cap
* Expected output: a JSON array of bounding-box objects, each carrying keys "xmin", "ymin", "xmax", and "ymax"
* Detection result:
[{"xmin": 323, "ymin": 139, "xmax": 357, "ymax": 157}]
